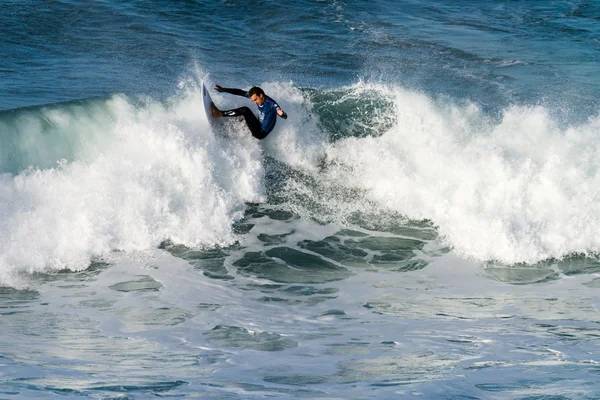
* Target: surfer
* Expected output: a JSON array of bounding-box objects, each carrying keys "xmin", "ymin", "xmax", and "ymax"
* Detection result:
[{"xmin": 210, "ymin": 85, "xmax": 287, "ymax": 140}]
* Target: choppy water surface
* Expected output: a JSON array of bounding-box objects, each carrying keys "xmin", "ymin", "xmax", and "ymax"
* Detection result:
[
  {"xmin": 3, "ymin": 214, "xmax": 600, "ymax": 398},
  {"xmin": 1, "ymin": 0, "xmax": 600, "ymax": 398}
]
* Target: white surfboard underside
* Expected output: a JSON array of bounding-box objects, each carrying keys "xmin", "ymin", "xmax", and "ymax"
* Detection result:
[{"xmin": 201, "ymin": 80, "xmax": 214, "ymax": 124}]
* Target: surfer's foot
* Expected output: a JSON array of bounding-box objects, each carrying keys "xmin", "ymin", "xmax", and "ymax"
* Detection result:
[{"xmin": 210, "ymin": 102, "xmax": 222, "ymax": 118}]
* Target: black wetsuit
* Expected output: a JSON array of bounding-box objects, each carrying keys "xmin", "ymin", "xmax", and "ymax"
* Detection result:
[{"xmin": 219, "ymin": 88, "xmax": 286, "ymax": 139}]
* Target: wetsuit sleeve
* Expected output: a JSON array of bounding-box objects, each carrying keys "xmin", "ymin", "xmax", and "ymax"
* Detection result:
[
  {"xmin": 273, "ymin": 101, "xmax": 287, "ymax": 119},
  {"xmin": 221, "ymin": 87, "xmax": 249, "ymax": 97}
]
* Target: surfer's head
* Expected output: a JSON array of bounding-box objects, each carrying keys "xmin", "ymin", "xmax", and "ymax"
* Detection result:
[{"xmin": 249, "ymin": 87, "xmax": 266, "ymax": 106}]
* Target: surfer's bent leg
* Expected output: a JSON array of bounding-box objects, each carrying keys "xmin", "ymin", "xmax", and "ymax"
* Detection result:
[{"xmin": 221, "ymin": 106, "xmax": 269, "ymax": 140}]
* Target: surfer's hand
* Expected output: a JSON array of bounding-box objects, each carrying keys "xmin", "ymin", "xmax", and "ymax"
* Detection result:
[
  {"xmin": 277, "ymin": 108, "xmax": 287, "ymax": 119},
  {"xmin": 215, "ymin": 84, "xmax": 224, "ymax": 92}
]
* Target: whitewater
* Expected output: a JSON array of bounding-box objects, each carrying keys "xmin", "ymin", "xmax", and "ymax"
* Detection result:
[
  {"xmin": 2, "ymin": 80, "xmax": 599, "ymax": 283},
  {"xmin": 2, "ymin": 0, "xmax": 600, "ymax": 398}
]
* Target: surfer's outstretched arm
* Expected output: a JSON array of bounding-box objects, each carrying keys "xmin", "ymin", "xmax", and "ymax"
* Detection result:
[{"xmin": 214, "ymin": 85, "xmax": 247, "ymax": 97}]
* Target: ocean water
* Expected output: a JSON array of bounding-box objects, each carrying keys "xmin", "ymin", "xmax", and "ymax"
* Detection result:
[{"xmin": 1, "ymin": 0, "xmax": 600, "ymax": 398}]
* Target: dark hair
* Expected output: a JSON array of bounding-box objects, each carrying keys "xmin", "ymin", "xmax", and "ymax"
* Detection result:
[{"xmin": 248, "ymin": 86, "xmax": 265, "ymax": 97}]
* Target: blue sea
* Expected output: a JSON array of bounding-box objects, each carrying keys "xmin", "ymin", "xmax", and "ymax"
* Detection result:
[{"xmin": 2, "ymin": 1, "xmax": 600, "ymax": 398}]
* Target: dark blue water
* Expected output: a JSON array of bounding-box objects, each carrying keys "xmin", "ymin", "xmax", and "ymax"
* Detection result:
[
  {"xmin": 2, "ymin": 1, "xmax": 600, "ymax": 399},
  {"xmin": 3, "ymin": 0, "xmax": 599, "ymax": 115}
]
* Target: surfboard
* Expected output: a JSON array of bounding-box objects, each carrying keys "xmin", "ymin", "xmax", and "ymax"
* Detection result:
[{"xmin": 201, "ymin": 80, "xmax": 214, "ymax": 124}]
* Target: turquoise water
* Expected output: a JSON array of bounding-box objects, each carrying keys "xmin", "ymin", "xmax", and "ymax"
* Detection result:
[{"xmin": 1, "ymin": 1, "xmax": 600, "ymax": 398}]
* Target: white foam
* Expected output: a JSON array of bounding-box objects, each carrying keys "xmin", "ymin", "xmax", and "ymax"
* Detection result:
[
  {"xmin": 321, "ymin": 82, "xmax": 600, "ymax": 264},
  {"xmin": 260, "ymin": 81, "xmax": 326, "ymax": 171},
  {"xmin": 0, "ymin": 86, "xmax": 265, "ymax": 284},
  {"xmin": 3, "ymin": 77, "xmax": 599, "ymax": 283}
]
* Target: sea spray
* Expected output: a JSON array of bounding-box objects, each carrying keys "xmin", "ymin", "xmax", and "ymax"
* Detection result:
[
  {"xmin": 2, "ymin": 79, "xmax": 599, "ymax": 285},
  {"xmin": 311, "ymin": 82, "xmax": 600, "ymax": 264},
  {"xmin": 0, "ymin": 89, "xmax": 265, "ymax": 284}
]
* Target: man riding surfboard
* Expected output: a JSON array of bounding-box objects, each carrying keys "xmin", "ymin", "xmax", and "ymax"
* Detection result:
[{"xmin": 210, "ymin": 84, "xmax": 287, "ymax": 140}]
